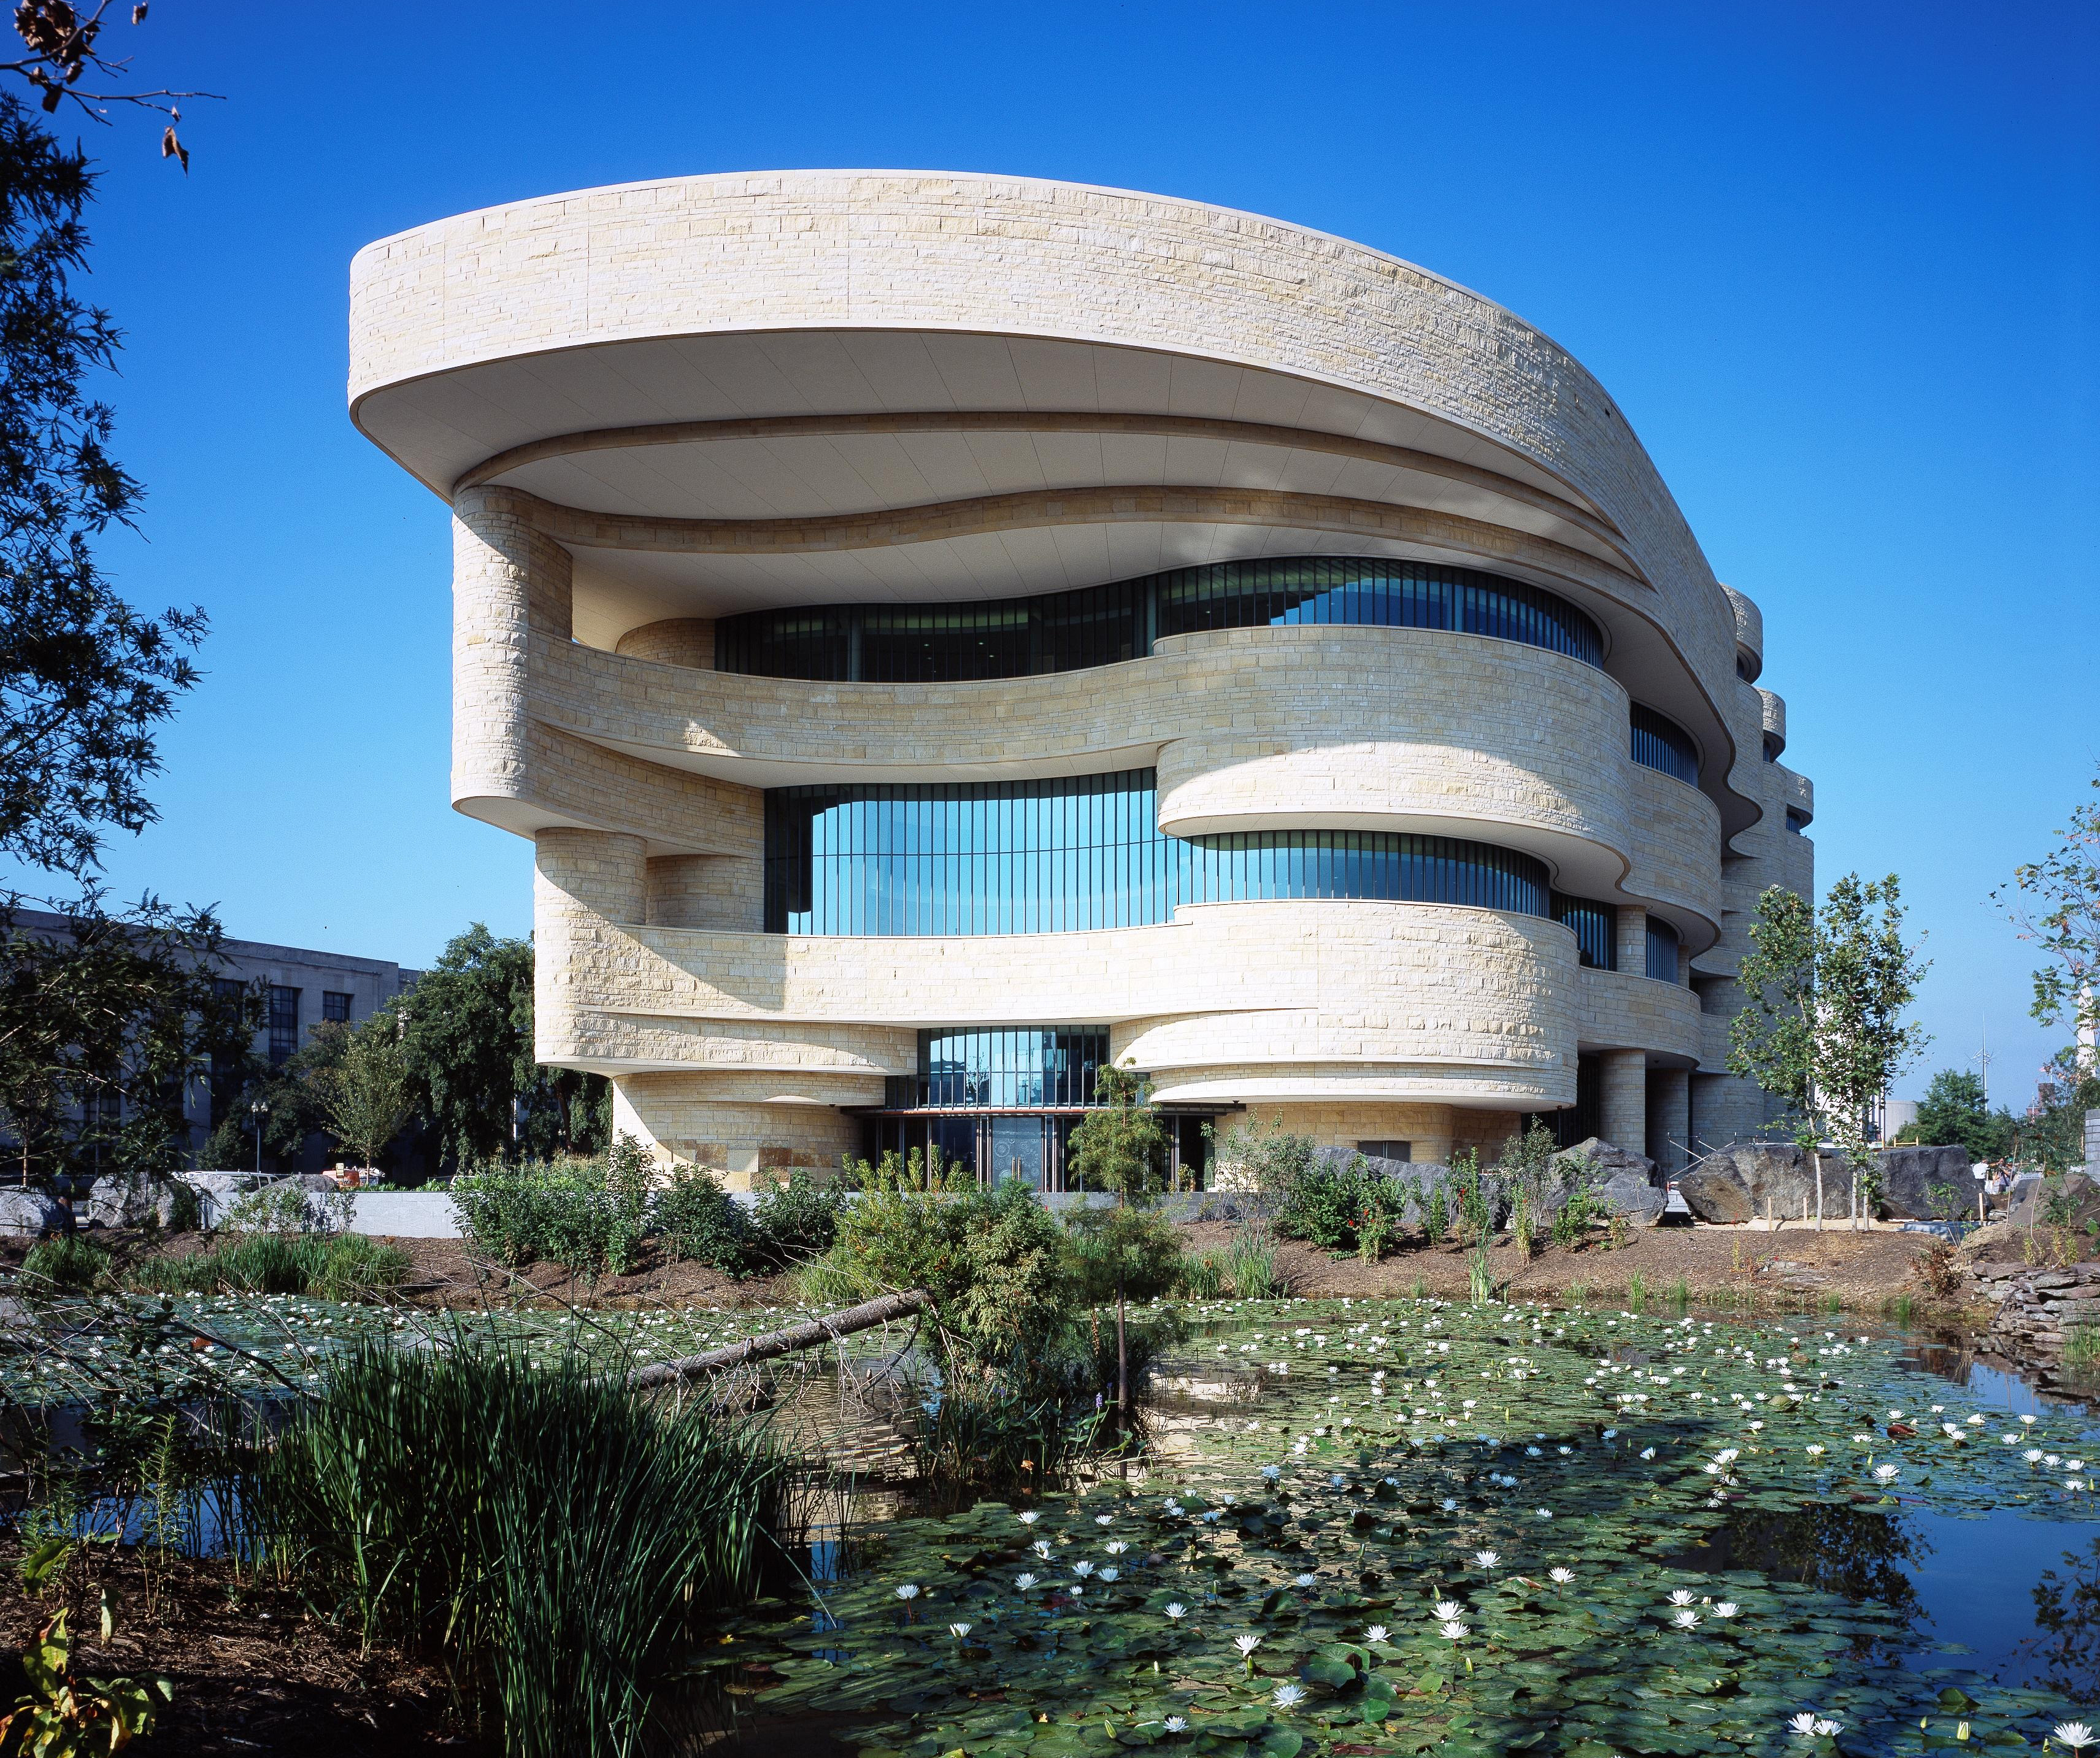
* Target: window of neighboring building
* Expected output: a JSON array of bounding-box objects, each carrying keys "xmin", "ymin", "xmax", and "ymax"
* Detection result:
[
  {"xmin": 1550, "ymin": 892, "xmax": 1617, "ymax": 970},
  {"xmin": 322, "ymin": 991, "xmax": 353, "ymax": 1024},
  {"xmin": 718, "ymin": 556, "xmax": 1606, "ymax": 681},
  {"xmin": 1645, "ymin": 918, "xmax": 1681, "ymax": 983},
  {"xmin": 1629, "ymin": 705, "xmax": 1699, "ymax": 785},
  {"xmin": 766, "ymin": 770, "xmax": 1550, "ymax": 936},
  {"xmin": 267, "ymin": 986, "xmax": 301, "ymax": 1065},
  {"xmin": 1357, "ymin": 1140, "xmax": 1412, "ymax": 1162}
]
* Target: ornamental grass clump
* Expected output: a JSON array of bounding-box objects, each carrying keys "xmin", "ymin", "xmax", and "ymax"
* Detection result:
[
  {"xmin": 120, "ymin": 1232, "xmax": 408, "ymax": 1300},
  {"xmin": 249, "ymin": 1338, "xmax": 793, "ymax": 1758}
]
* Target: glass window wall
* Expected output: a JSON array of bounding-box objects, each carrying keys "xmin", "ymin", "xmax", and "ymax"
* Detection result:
[
  {"xmin": 1630, "ymin": 704, "xmax": 1699, "ymax": 785},
  {"xmin": 766, "ymin": 771, "xmax": 1549, "ymax": 935},
  {"xmin": 717, "ymin": 556, "xmax": 1604, "ymax": 682},
  {"xmin": 1645, "ymin": 916, "xmax": 1681, "ymax": 982},
  {"xmin": 1551, "ymin": 892, "xmax": 1617, "ymax": 970}
]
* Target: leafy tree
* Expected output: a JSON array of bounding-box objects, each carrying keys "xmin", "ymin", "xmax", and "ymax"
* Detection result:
[
  {"xmin": 0, "ymin": 892, "xmax": 253, "ymax": 1184},
  {"xmin": 1998, "ymin": 766, "xmax": 2100, "ymax": 1076},
  {"xmin": 393, "ymin": 924, "xmax": 606, "ymax": 1173},
  {"xmin": 313, "ymin": 1015, "xmax": 415, "ymax": 1173},
  {"xmin": 1065, "ymin": 1064, "xmax": 1169, "ymax": 1418},
  {"xmin": 1728, "ymin": 875, "xmax": 1931, "ymax": 1226},
  {"xmin": 1900, "ymin": 1068, "xmax": 2015, "ymax": 1164},
  {"xmin": 0, "ymin": 95, "xmax": 205, "ymax": 879}
]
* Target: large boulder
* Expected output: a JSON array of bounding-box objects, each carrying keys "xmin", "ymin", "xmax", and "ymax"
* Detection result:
[
  {"xmin": 0, "ymin": 1188, "xmax": 63, "ymax": 1236},
  {"xmin": 1708, "ymin": 1142, "xmax": 1860, "ymax": 1223},
  {"xmin": 1551, "ymin": 1138, "xmax": 1665, "ymax": 1227},
  {"xmin": 1876, "ymin": 1144, "xmax": 1977, "ymax": 1222},
  {"xmin": 1674, "ymin": 1156, "xmax": 1752, "ymax": 1224},
  {"xmin": 83, "ymin": 1174, "xmax": 192, "ymax": 1230}
]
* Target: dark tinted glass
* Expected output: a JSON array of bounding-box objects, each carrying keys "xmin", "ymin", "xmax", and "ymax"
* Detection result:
[
  {"xmin": 764, "ymin": 770, "xmax": 1548, "ymax": 935},
  {"xmin": 910, "ymin": 1027, "xmax": 1108, "ymax": 1109},
  {"xmin": 1645, "ymin": 915, "xmax": 1681, "ymax": 982},
  {"xmin": 717, "ymin": 557, "xmax": 1602, "ymax": 681},
  {"xmin": 1551, "ymin": 892, "xmax": 1617, "ymax": 970},
  {"xmin": 1630, "ymin": 704, "xmax": 1699, "ymax": 784}
]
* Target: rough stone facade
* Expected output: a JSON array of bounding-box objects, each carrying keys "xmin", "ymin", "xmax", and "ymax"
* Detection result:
[{"xmin": 352, "ymin": 173, "xmax": 1813, "ymax": 1186}]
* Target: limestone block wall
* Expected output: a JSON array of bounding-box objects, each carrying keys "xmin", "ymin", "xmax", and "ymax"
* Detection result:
[{"xmin": 615, "ymin": 618, "xmax": 715, "ymax": 668}]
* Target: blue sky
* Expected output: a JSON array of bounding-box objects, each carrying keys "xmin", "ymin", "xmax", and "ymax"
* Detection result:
[{"xmin": 9, "ymin": 0, "xmax": 2094, "ymax": 1107}]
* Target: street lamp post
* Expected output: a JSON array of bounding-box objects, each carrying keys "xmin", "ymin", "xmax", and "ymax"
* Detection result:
[{"xmin": 251, "ymin": 1099, "xmax": 269, "ymax": 1175}]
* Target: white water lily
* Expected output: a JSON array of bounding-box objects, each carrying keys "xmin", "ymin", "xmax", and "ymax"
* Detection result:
[
  {"xmin": 1806, "ymin": 1444, "xmax": 1826, "ymax": 1457},
  {"xmin": 1671, "ymin": 1610, "xmax": 1700, "ymax": 1629},
  {"xmin": 1433, "ymin": 1600, "xmax": 1464, "ymax": 1620},
  {"xmin": 1072, "ymin": 1560, "xmax": 1096, "ymax": 1578},
  {"xmin": 1550, "ymin": 1568, "xmax": 1575, "ymax": 1586},
  {"xmin": 1272, "ymin": 1684, "xmax": 1307, "ymax": 1708},
  {"xmin": 948, "ymin": 1622, "xmax": 972, "ymax": 1639},
  {"xmin": 1474, "ymin": 1549, "xmax": 1500, "ymax": 1569},
  {"xmin": 1715, "ymin": 1602, "xmax": 1740, "ymax": 1618},
  {"xmin": 1815, "ymin": 1718, "xmax": 1843, "ymax": 1737},
  {"xmin": 1293, "ymin": 1573, "xmax": 1318, "ymax": 1587},
  {"xmin": 1105, "ymin": 1540, "xmax": 1129, "ymax": 1555},
  {"xmin": 1788, "ymin": 1712, "xmax": 1819, "ymax": 1735},
  {"xmin": 1017, "ymin": 1510, "xmax": 1040, "ymax": 1525},
  {"xmin": 1099, "ymin": 1566, "xmax": 1120, "ymax": 1582},
  {"xmin": 1234, "ymin": 1634, "xmax": 1263, "ymax": 1656},
  {"xmin": 2054, "ymin": 1721, "xmax": 2095, "ymax": 1751},
  {"xmin": 1031, "ymin": 1540, "xmax": 1053, "ymax": 1559},
  {"xmin": 1640, "ymin": 1447, "xmax": 1657, "ymax": 1461},
  {"xmin": 1095, "ymin": 1514, "xmax": 1113, "ymax": 1526},
  {"xmin": 1439, "ymin": 1619, "xmax": 1469, "ymax": 1641},
  {"xmin": 1668, "ymin": 1590, "xmax": 1697, "ymax": 1606},
  {"xmin": 1261, "ymin": 1464, "xmax": 1282, "ymax": 1480},
  {"xmin": 1015, "ymin": 1573, "xmax": 1039, "ymax": 1590},
  {"xmin": 1440, "ymin": 1497, "xmax": 1459, "ymax": 1512},
  {"xmin": 1872, "ymin": 1464, "xmax": 1900, "ymax": 1484},
  {"xmin": 894, "ymin": 1584, "xmax": 920, "ymax": 1600},
  {"xmin": 1163, "ymin": 1717, "xmax": 1188, "ymax": 1733},
  {"xmin": 1164, "ymin": 1603, "xmax": 1187, "ymax": 1619},
  {"xmin": 1364, "ymin": 1624, "xmax": 1390, "ymax": 1642}
]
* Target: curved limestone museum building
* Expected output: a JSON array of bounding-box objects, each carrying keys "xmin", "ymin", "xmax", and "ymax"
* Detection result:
[{"xmin": 348, "ymin": 172, "xmax": 1813, "ymax": 1189}]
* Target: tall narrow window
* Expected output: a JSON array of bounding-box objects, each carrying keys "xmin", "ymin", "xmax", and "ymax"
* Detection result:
[
  {"xmin": 267, "ymin": 986, "xmax": 301, "ymax": 1066},
  {"xmin": 1645, "ymin": 918, "xmax": 1681, "ymax": 984}
]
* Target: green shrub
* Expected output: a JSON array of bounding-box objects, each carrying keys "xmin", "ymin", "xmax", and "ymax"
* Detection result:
[
  {"xmin": 652, "ymin": 1165, "xmax": 744, "ymax": 1273},
  {"xmin": 1175, "ymin": 1250, "xmax": 1228, "ymax": 1299},
  {"xmin": 18, "ymin": 1234, "xmax": 110, "ymax": 1292},
  {"xmin": 1271, "ymin": 1153, "xmax": 1407, "ymax": 1255},
  {"xmin": 1423, "ymin": 1186, "xmax": 1450, "ymax": 1245},
  {"xmin": 743, "ymin": 1167, "xmax": 845, "ymax": 1269},
  {"xmin": 452, "ymin": 1147, "xmax": 648, "ymax": 1279},
  {"xmin": 250, "ymin": 1341, "xmax": 793, "ymax": 1758}
]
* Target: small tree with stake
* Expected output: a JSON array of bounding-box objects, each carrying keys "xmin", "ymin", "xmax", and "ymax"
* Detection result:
[
  {"xmin": 1728, "ymin": 875, "xmax": 1931, "ymax": 1228},
  {"xmin": 1064, "ymin": 1063, "xmax": 1167, "ymax": 1424}
]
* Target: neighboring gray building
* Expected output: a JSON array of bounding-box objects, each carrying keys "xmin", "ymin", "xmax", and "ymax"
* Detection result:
[{"xmin": 11, "ymin": 910, "xmax": 420, "ymax": 1165}]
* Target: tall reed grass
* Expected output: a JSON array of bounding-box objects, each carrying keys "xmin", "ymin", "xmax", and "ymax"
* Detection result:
[
  {"xmin": 123, "ymin": 1233, "xmax": 407, "ymax": 1301},
  {"xmin": 249, "ymin": 1340, "xmax": 794, "ymax": 1758}
]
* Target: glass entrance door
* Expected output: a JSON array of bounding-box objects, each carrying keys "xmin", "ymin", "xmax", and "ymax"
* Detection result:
[{"xmin": 989, "ymin": 1116, "xmax": 1045, "ymax": 1190}]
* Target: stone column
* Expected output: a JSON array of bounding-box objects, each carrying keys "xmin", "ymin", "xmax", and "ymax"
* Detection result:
[
  {"xmin": 1647, "ymin": 1067, "xmax": 1690, "ymax": 1174},
  {"xmin": 1615, "ymin": 905, "xmax": 1648, "ymax": 978},
  {"xmin": 1600, "ymin": 1050, "xmax": 1647, "ymax": 1157},
  {"xmin": 450, "ymin": 486, "xmax": 571, "ymax": 811},
  {"xmin": 531, "ymin": 828, "xmax": 646, "ymax": 1070}
]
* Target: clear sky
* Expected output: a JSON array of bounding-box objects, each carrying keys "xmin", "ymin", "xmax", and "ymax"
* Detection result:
[{"xmin": 8, "ymin": 0, "xmax": 2094, "ymax": 1108}]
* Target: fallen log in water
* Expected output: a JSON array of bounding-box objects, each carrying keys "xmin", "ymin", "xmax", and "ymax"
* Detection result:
[{"xmin": 625, "ymin": 1288, "xmax": 930, "ymax": 1389}]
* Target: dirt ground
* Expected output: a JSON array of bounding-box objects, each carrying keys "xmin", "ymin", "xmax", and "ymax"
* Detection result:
[
  {"xmin": 0, "ymin": 1541, "xmax": 477, "ymax": 1754},
  {"xmin": 1181, "ymin": 1216, "xmax": 1948, "ymax": 1311}
]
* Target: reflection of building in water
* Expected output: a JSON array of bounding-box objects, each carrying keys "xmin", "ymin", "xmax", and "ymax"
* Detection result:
[{"xmin": 350, "ymin": 172, "xmax": 1812, "ymax": 1189}]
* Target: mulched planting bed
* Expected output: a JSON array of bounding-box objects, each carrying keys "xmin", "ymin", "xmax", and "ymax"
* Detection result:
[{"xmin": 0, "ymin": 1541, "xmax": 481, "ymax": 1754}]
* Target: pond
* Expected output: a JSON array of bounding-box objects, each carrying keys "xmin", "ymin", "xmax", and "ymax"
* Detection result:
[{"xmin": 705, "ymin": 1295, "xmax": 2100, "ymax": 1757}]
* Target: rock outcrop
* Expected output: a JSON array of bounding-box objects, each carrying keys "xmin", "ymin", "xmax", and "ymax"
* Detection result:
[
  {"xmin": 1552, "ymin": 1138, "xmax": 1664, "ymax": 1226},
  {"xmin": 0, "ymin": 1189, "xmax": 63, "ymax": 1236},
  {"xmin": 1976, "ymin": 1261, "xmax": 2100, "ymax": 1357},
  {"xmin": 1876, "ymin": 1145, "xmax": 1977, "ymax": 1222}
]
